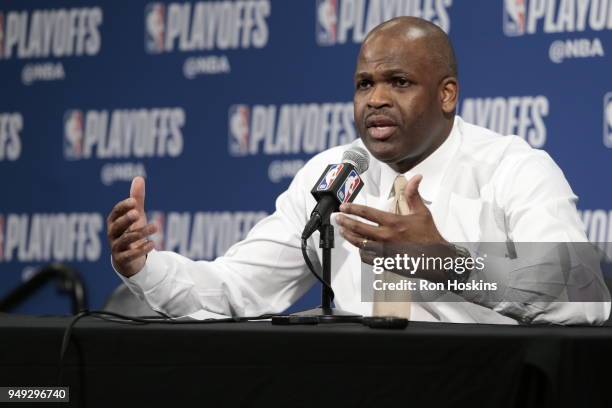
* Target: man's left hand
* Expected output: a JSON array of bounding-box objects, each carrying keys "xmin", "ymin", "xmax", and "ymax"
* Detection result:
[{"xmin": 336, "ymin": 175, "xmax": 447, "ymax": 263}]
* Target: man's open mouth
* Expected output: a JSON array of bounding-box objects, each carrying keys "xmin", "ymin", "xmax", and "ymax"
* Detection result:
[{"xmin": 366, "ymin": 116, "xmax": 397, "ymax": 140}]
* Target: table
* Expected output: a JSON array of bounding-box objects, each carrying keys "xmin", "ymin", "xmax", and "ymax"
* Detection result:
[{"xmin": 1, "ymin": 314, "xmax": 611, "ymax": 407}]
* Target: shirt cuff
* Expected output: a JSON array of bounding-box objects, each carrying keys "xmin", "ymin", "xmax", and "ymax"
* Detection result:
[{"xmin": 112, "ymin": 250, "xmax": 168, "ymax": 298}]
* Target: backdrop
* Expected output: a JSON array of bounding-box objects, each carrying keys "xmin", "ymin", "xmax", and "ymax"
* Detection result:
[{"xmin": 0, "ymin": 0, "xmax": 610, "ymax": 314}]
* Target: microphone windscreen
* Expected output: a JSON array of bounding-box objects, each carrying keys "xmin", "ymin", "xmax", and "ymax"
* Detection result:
[{"xmin": 342, "ymin": 143, "xmax": 370, "ymax": 174}]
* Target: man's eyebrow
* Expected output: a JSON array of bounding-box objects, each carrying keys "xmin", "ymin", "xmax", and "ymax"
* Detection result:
[
  {"xmin": 386, "ymin": 68, "xmax": 413, "ymax": 75},
  {"xmin": 354, "ymin": 68, "xmax": 413, "ymax": 80},
  {"xmin": 354, "ymin": 71, "xmax": 372, "ymax": 80}
]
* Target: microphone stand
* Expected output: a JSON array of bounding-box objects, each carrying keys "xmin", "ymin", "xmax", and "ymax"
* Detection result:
[{"xmin": 287, "ymin": 211, "xmax": 362, "ymax": 324}]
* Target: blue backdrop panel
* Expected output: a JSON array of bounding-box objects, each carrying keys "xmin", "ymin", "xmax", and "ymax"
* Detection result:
[{"xmin": 0, "ymin": 0, "xmax": 610, "ymax": 314}]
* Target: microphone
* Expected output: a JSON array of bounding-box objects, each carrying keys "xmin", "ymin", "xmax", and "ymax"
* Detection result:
[{"xmin": 302, "ymin": 143, "xmax": 370, "ymax": 239}]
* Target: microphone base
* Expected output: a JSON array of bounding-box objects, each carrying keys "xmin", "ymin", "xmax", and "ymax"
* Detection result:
[{"xmin": 271, "ymin": 307, "xmax": 362, "ymax": 325}]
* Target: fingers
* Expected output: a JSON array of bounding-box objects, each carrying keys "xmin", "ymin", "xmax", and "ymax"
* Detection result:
[
  {"xmin": 113, "ymin": 239, "xmax": 156, "ymax": 265},
  {"xmin": 107, "ymin": 197, "xmax": 137, "ymax": 224},
  {"xmin": 107, "ymin": 209, "xmax": 140, "ymax": 240},
  {"xmin": 337, "ymin": 213, "xmax": 397, "ymax": 242},
  {"xmin": 338, "ymin": 225, "xmax": 383, "ymax": 265},
  {"xmin": 108, "ymin": 178, "xmax": 150, "ymax": 277},
  {"xmin": 130, "ymin": 176, "xmax": 146, "ymax": 211},
  {"xmin": 338, "ymin": 225, "xmax": 366, "ymax": 248},
  {"xmin": 403, "ymin": 174, "xmax": 428, "ymax": 214},
  {"xmin": 338, "ymin": 224, "xmax": 384, "ymax": 252},
  {"xmin": 111, "ymin": 223, "xmax": 158, "ymax": 253},
  {"xmin": 360, "ymin": 238, "xmax": 384, "ymax": 264},
  {"xmin": 337, "ymin": 215, "xmax": 381, "ymax": 240},
  {"xmin": 339, "ymin": 202, "xmax": 394, "ymax": 225}
]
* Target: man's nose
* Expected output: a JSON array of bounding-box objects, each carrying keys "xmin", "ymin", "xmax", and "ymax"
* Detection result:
[{"xmin": 367, "ymin": 84, "xmax": 392, "ymax": 109}]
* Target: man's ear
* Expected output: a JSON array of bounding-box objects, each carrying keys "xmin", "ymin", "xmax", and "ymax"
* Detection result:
[{"xmin": 440, "ymin": 76, "xmax": 459, "ymax": 114}]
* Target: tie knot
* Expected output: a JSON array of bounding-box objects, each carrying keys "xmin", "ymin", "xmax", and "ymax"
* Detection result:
[{"xmin": 393, "ymin": 175, "xmax": 408, "ymax": 198}]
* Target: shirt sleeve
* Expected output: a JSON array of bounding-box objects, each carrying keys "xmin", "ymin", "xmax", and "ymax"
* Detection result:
[
  {"xmin": 463, "ymin": 146, "xmax": 611, "ymax": 325},
  {"xmin": 114, "ymin": 167, "xmax": 317, "ymax": 318}
]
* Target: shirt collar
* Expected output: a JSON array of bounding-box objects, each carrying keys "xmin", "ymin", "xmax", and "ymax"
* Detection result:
[{"xmin": 375, "ymin": 116, "xmax": 462, "ymax": 204}]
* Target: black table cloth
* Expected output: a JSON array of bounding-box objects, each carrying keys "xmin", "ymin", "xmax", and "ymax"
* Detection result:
[{"xmin": 1, "ymin": 314, "xmax": 611, "ymax": 407}]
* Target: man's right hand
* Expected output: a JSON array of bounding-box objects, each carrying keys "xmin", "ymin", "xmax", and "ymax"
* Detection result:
[{"xmin": 107, "ymin": 176, "xmax": 158, "ymax": 278}]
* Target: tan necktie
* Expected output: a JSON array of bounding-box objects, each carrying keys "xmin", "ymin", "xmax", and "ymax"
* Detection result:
[{"xmin": 372, "ymin": 175, "xmax": 412, "ymax": 318}]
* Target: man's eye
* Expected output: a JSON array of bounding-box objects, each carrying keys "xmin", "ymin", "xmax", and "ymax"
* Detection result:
[
  {"xmin": 393, "ymin": 77, "xmax": 410, "ymax": 87},
  {"xmin": 356, "ymin": 80, "xmax": 371, "ymax": 90}
]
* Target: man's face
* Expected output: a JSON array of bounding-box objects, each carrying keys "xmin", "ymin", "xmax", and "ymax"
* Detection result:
[{"xmin": 353, "ymin": 32, "xmax": 446, "ymax": 169}]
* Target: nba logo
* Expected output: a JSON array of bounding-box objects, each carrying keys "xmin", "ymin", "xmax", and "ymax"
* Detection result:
[
  {"xmin": 503, "ymin": 0, "xmax": 526, "ymax": 37},
  {"xmin": 63, "ymin": 110, "xmax": 84, "ymax": 160},
  {"xmin": 604, "ymin": 92, "xmax": 612, "ymax": 148},
  {"xmin": 0, "ymin": 12, "xmax": 4, "ymax": 58},
  {"xmin": 316, "ymin": 0, "xmax": 338, "ymax": 46},
  {"xmin": 228, "ymin": 105, "xmax": 250, "ymax": 156},
  {"xmin": 147, "ymin": 211, "xmax": 165, "ymax": 250},
  {"xmin": 317, "ymin": 164, "xmax": 343, "ymax": 190},
  {"xmin": 145, "ymin": 3, "xmax": 166, "ymax": 54},
  {"xmin": 337, "ymin": 170, "xmax": 361, "ymax": 203},
  {"xmin": 0, "ymin": 214, "xmax": 4, "ymax": 261}
]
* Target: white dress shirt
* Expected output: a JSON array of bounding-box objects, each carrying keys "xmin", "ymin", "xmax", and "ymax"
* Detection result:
[{"xmin": 117, "ymin": 116, "xmax": 611, "ymax": 324}]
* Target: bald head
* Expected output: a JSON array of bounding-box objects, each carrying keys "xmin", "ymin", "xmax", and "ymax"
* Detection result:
[{"xmin": 362, "ymin": 16, "xmax": 458, "ymax": 78}]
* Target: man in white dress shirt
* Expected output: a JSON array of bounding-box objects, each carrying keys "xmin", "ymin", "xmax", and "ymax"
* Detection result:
[{"xmin": 106, "ymin": 17, "xmax": 610, "ymax": 324}]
